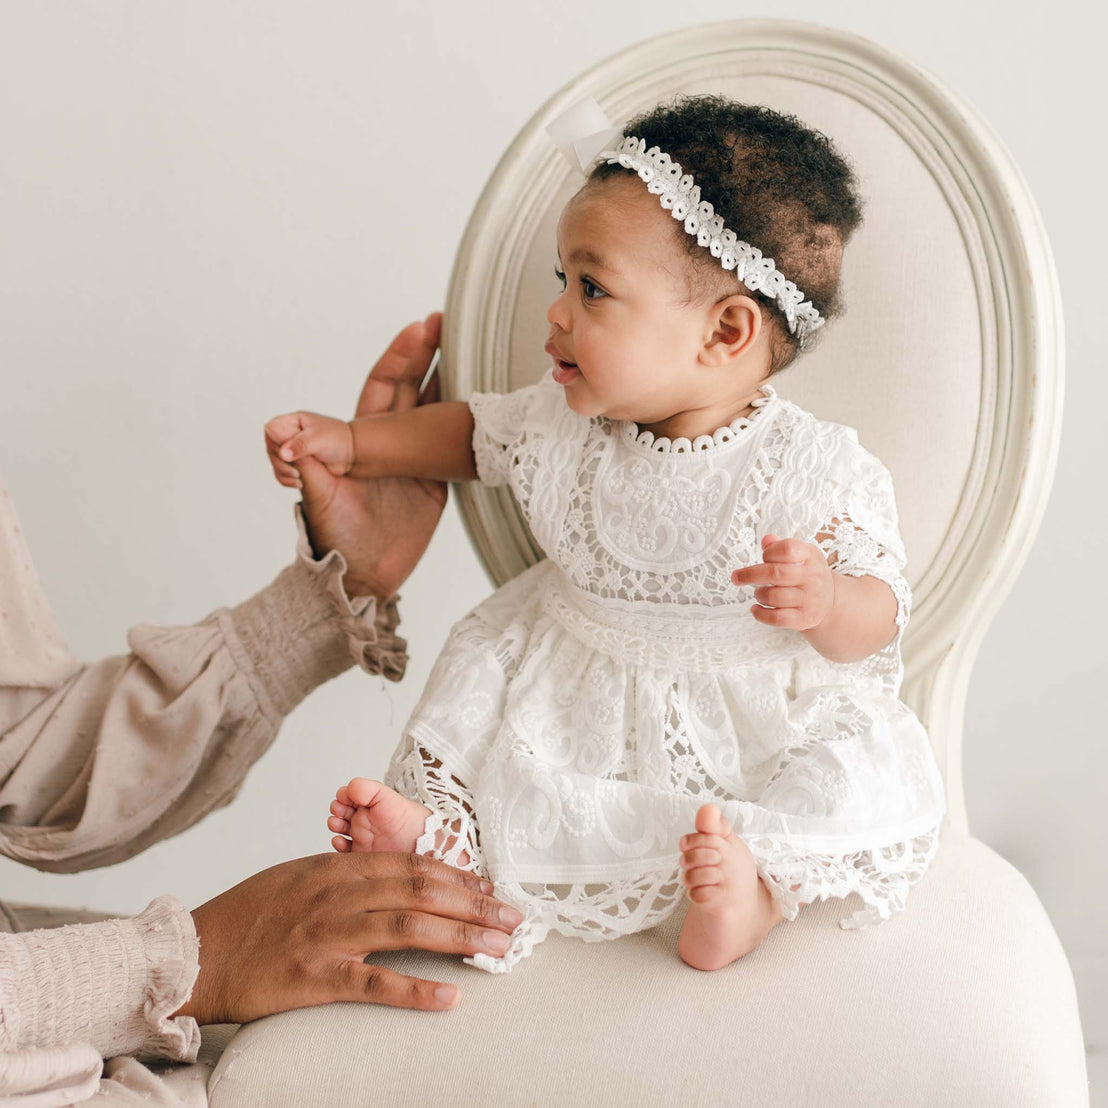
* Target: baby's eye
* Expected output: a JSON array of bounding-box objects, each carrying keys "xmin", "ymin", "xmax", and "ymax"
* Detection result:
[
  {"xmin": 553, "ymin": 266, "xmax": 567, "ymax": 289},
  {"xmin": 582, "ymin": 277, "xmax": 607, "ymax": 301}
]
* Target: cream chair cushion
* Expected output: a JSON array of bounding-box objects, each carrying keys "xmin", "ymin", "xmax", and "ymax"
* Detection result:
[{"xmin": 207, "ymin": 824, "xmax": 1087, "ymax": 1107}]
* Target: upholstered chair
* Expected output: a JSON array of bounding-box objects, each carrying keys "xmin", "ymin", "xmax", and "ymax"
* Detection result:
[{"xmin": 207, "ymin": 20, "xmax": 1088, "ymax": 1106}]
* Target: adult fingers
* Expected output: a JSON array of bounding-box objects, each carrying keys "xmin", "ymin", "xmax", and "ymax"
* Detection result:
[
  {"xmin": 264, "ymin": 434, "xmax": 302, "ymax": 486},
  {"xmin": 349, "ymin": 850, "xmax": 493, "ymax": 898},
  {"xmin": 339, "ymin": 961, "xmax": 460, "ymax": 1012},
  {"xmin": 350, "ymin": 909, "xmax": 515, "ymax": 960},
  {"xmin": 419, "ymin": 365, "xmax": 441, "ymax": 407},
  {"xmin": 390, "ymin": 311, "xmax": 441, "ymax": 415},
  {"xmin": 353, "ymin": 312, "xmax": 442, "ymax": 421},
  {"xmin": 345, "ymin": 870, "xmax": 521, "ymax": 934},
  {"xmin": 295, "ymin": 453, "xmax": 335, "ymax": 507}
]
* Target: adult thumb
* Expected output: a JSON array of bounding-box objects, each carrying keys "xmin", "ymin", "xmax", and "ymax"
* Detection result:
[{"xmin": 297, "ymin": 453, "xmax": 336, "ymax": 512}]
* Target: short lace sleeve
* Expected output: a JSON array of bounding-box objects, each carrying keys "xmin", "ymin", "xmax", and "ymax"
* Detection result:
[
  {"xmin": 810, "ymin": 428, "xmax": 912, "ymax": 636},
  {"xmin": 468, "ymin": 371, "xmax": 590, "ymax": 555},
  {"xmin": 469, "ymin": 383, "xmax": 542, "ymax": 489}
]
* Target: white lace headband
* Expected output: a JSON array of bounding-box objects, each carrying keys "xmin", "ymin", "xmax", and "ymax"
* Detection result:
[{"xmin": 546, "ymin": 99, "xmax": 824, "ymax": 344}]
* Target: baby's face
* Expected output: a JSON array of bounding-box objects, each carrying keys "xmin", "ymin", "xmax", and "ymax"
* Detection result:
[{"xmin": 547, "ymin": 176, "xmax": 722, "ymax": 426}]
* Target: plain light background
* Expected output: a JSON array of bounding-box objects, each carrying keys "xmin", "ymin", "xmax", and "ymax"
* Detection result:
[{"xmin": 1, "ymin": 0, "xmax": 1104, "ymax": 1074}]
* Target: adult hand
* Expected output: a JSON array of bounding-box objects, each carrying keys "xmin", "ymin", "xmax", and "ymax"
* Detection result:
[
  {"xmin": 179, "ymin": 851, "xmax": 523, "ymax": 1024},
  {"xmin": 288, "ymin": 312, "xmax": 448, "ymax": 601}
]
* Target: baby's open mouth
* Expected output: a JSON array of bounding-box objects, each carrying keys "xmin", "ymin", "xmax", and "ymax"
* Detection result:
[{"xmin": 552, "ymin": 359, "xmax": 581, "ymax": 385}]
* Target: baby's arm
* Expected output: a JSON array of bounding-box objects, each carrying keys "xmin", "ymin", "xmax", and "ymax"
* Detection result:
[
  {"xmin": 347, "ymin": 403, "xmax": 477, "ymax": 482},
  {"xmin": 798, "ymin": 571, "xmax": 897, "ymax": 663},
  {"xmin": 267, "ymin": 402, "xmax": 477, "ymax": 485}
]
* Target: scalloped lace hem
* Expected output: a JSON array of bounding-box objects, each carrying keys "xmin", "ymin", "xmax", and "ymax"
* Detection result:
[{"xmin": 751, "ymin": 825, "xmax": 942, "ymax": 928}]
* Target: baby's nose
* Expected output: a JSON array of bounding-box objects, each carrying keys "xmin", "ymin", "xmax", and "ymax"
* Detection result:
[{"xmin": 546, "ymin": 293, "xmax": 569, "ymax": 330}]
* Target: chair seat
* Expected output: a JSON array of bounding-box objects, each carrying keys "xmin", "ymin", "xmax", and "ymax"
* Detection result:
[{"xmin": 207, "ymin": 824, "xmax": 1088, "ymax": 1106}]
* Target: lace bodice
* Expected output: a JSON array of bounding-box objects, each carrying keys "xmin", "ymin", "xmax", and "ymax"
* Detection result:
[
  {"xmin": 471, "ymin": 372, "xmax": 912, "ymax": 696},
  {"xmin": 386, "ymin": 372, "xmax": 946, "ymax": 972}
]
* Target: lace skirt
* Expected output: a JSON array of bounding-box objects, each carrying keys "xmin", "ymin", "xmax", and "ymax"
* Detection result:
[{"xmin": 386, "ymin": 561, "xmax": 946, "ymax": 972}]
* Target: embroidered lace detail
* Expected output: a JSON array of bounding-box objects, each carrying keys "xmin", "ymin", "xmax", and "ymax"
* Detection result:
[
  {"xmin": 752, "ymin": 826, "xmax": 942, "ymax": 928},
  {"xmin": 599, "ymin": 136, "xmax": 823, "ymax": 343},
  {"xmin": 621, "ymin": 385, "xmax": 777, "ymax": 454},
  {"xmin": 402, "ymin": 379, "xmax": 949, "ymax": 972},
  {"xmin": 540, "ymin": 565, "xmax": 806, "ymax": 672}
]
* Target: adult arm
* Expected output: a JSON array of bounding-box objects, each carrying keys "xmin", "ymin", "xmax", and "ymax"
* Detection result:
[
  {"xmin": 0, "ymin": 315, "xmax": 521, "ymax": 1100},
  {"xmin": 0, "ymin": 313, "xmax": 446, "ymax": 871}
]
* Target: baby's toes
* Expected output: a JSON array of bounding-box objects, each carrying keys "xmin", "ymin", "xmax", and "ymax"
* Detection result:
[
  {"xmin": 327, "ymin": 814, "xmax": 351, "ymax": 836},
  {"xmin": 331, "ymin": 834, "xmax": 353, "ymax": 853},
  {"xmin": 681, "ymin": 845, "xmax": 720, "ymax": 877},
  {"xmin": 345, "ymin": 777, "xmax": 383, "ymax": 808},
  {"xmin": 348, "ymin": 805, "xmax": 376, "ymax": 849},
  {"xmin": 330, "ymin": 798, "xmax": 355, "ymax": 820},
  {"xmin": 684, "ymin": 864, "xmax": 725, "ymax": 901},
  {"xmin": 694, "ymin": 803, "xmax": 731, "ymax": 838}
]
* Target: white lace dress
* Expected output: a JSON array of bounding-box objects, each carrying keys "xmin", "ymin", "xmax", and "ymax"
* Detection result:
[{"xmin": 386, "ymin": 372, "xmax": 947, "ymax": 972}]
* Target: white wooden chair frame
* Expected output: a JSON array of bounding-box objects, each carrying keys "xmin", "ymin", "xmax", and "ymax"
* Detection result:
[{"xmin": 443, "ymin": 17, "xmax": 1064, "ymax": 837}]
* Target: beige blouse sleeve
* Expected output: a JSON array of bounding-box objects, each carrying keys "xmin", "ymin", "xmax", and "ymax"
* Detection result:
[
  {"xmin": 0, "ymin": 498, "xmax": 406, "ymax": 872},
  {"xmin": 0, "ymin": 478, "xmax": 409, "ymax": 1099}
]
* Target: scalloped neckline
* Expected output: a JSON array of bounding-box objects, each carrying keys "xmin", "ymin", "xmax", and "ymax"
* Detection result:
[{"xmin": 619, "ymin": 383, "xmax": 778, "ymax": 455}]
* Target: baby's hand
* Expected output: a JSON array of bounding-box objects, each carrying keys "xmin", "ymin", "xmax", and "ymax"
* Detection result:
[
  {"xmin": 264, "ymin": 411, "xmax": 355, "ymax": 488},
  {"xmin": 731, "ymin": 533, "xmax": 835, "ymax": 632}
]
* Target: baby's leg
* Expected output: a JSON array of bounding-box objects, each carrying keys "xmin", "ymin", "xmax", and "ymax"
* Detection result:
[
  {"xmin": 677, "ymin": 804, "xmax": 785, "ymax": 971},
  {"xmin": 327, "ymin": 777, "xmax": 431, "ymax": 854}
]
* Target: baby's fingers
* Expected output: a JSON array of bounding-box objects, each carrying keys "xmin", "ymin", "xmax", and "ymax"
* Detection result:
[
  {"xmin": 264, "ymin": 412, "xmax": 306, "ymax": 447},
  {"xmin": 263, "ymin": 431, "xmax": 303, "ymax": 488}
]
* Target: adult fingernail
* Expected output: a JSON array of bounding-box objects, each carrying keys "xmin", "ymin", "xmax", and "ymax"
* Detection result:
[
  {"xmin": 483, "ymin": 930, "xmax": 510, "ymax": 953},
  {"xmin": 434, "ymin": 985, "xmax": 459, "ymax": 1007},
  {"xmin": 479, "ymin": 880, "xmax": 494, "ymax": 895},
  {"xmin": 499, "ymin": 906, "xmax": 524, "ymax": 928}
]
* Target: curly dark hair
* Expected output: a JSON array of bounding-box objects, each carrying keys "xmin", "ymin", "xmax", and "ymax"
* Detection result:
[{"xmin": 587, "ymin": 95, "xmax": 863, "ymax": 375}]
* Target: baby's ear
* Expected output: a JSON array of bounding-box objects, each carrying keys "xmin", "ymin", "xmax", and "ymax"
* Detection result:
[{"xmin": 699, "ymin": 294, "xmax": 762, "ymax": 367}]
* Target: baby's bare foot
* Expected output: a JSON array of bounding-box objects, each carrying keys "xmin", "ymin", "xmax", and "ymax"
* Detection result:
[
  {"xmin": 677, "ymin": 804, "xmax": 782, "ymax": 971},
  {"xmin": 327, "ymin": 777, "xmax": 431, "ymax": 854}
]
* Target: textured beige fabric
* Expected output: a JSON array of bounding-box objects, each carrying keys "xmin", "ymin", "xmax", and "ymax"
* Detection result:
[
  {"xmin": 0, "ymin": 896, "xmax": 199, "ymax": 1059},
  {"xmin": 0, "ymin": 477, "xmax": 407, "ymax": 1104},
  {"xmin": 209, "ymin": 824, "xmax": 1088, "ymax": 1107},
  {"xmin": 0, "ymin": 898, "xmax": 201, "ymax": 1105},
  {"xmin": 0, "ymin": 495, "xmax": 405, "ymax": 874}
]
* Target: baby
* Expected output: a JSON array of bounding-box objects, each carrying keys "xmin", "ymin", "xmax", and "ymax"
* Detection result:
[{"xmin": 266, "ymin": 95, "xmax": 946, "ymax": 973}]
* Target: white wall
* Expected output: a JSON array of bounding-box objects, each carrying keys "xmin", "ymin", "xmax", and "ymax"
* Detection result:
[{"xmin": 1, "ymin": 0, "xmax": 1104, "ymax": 1055}]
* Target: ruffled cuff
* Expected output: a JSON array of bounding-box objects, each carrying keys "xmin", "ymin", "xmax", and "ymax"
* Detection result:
[
  {"xmin": 228, "ymin": 505, "xmax": 408, "ymax": 718},
  {"xmin": 748, "ymin": 825, "xmax": 942, "ymax": 930},
  {"xmin": 0, "ymin": 895, "xmax": 200, "ymax": 1063}
]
